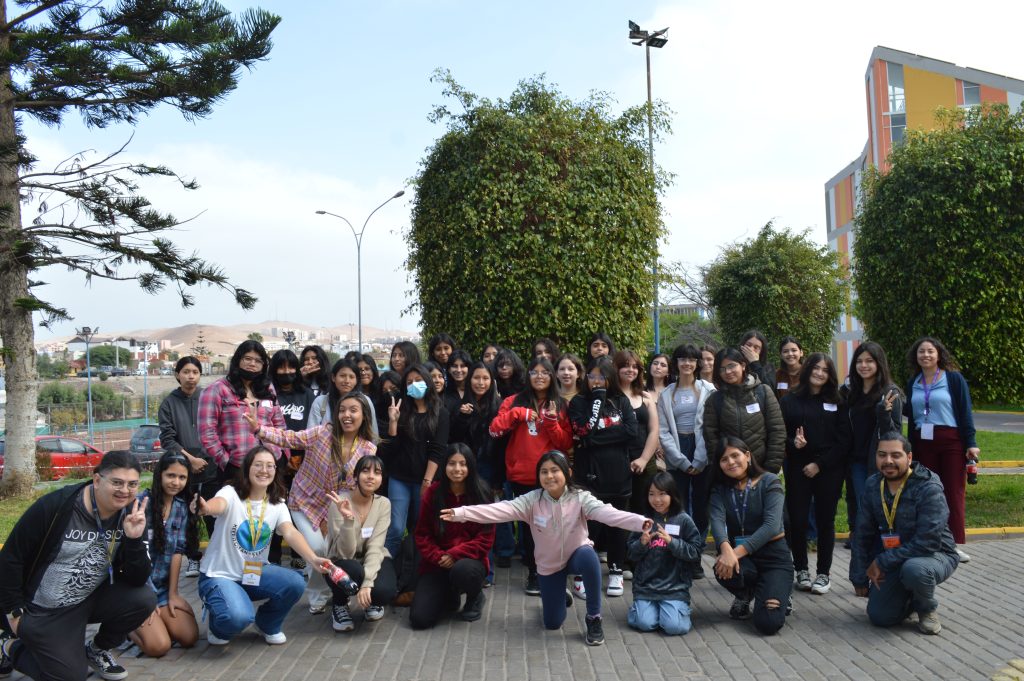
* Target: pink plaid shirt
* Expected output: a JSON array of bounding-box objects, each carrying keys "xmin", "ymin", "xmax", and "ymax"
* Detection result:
[
  {"xmin": 258, "ymin": 424, "xmax": 378, "ymax": 528},
  {"xmin": 198, "ymin": 378, "xmax": 285, "ymax": 468}
]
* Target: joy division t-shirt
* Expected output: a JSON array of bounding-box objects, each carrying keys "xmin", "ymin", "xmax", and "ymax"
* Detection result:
[
  {"xmin": 200, "ymin": 485, "xmax": 291, "ymax": 581},
  {"xmin": 33, "ymin": 490, "xmax": 122, "ymax": 609}
]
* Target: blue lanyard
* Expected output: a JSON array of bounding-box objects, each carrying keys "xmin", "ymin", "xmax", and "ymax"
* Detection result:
[{"xmin": 731, "ymin": 479, "xmax": 751, "ymax": 536}]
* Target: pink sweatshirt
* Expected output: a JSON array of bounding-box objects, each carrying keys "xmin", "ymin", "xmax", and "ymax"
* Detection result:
[{"xmin": 451, "ymin": 488, "xmax": 647, "ymax": 576}]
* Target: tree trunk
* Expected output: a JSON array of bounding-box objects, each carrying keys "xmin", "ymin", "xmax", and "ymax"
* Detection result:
[{"xmin": 0, "ymin": 6, "xmax": 40, "ymax": 497}]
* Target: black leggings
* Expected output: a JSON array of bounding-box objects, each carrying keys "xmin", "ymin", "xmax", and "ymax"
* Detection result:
[
  {"xmin": 409, "ymin": 559, "xmax": 487, "ymax": 630},
  {"xmin": 785, "ymin": 463, "xmax": 844, "ymax": 575},
  {"xmin": 322, "ymin": 557, "xmax": 398, "ymax": 607},
  {"xmin": 716, "ymin": 538, "xmax": 794, "ymax": 635}
]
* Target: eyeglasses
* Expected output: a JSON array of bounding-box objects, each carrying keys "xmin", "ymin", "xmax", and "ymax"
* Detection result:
[
  {"xmin": 719, "ymin": 363, "xmax": 742, "ymax": 373},
  {"xmin": 101, "ymin": 475, "xmax": 140, "ymax": 490},
  {"xmin": 586, "ymin": 374, "xmax": 605, "ymax": 382},
  {"xmin": 529, "ymin": 371, "xmax": 551, "ymax": 378},
  {"xmin": 251, "ymin": 463, "xmax": 277, "ymax": 471},
  {"xmin": 240, "ymin": 356, "xmax": 264, "ymax": 367}
]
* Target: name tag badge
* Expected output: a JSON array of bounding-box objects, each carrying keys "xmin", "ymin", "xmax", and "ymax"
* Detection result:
[
  {"xmin": 290, "ymin": 411, "xmax": 304, "ymax": 420},
  {"xmin": 260, "ymin": 399, "xmax": 273, "ymax": 409},
  {"xmin": 921, "ymin": 423, "xmax": 935, "ymax": 440},
  {"xmin": 734, "ymin": 535, "xmax": 750, "ymax": 548},
  {"xmin": 680, "ymin": 393, "xmax": 694, "ymax": 404},
  {"xmin": 534, "ymin": 515, "xmax": 549, "ymax": 528},
  {"xmin": 776, "ymin": 382, "xmax": 788, "ymax": 390},
  {"xmin": 745, "ymin": 403, "xmax": 760, "ymax": 414},
  {"xmin": 824, "ymin": 403, "xmax": 838, "ymax": 412},
  {"xmin": 242, "ymin": 560, "xmax": 263, "ymax": 586},
  {"xmin": 882, "ymin": 533, "xmax": 901, "ymax": 549},
  {"xmin": 664, "ymin": 523, "xmax": 681, "ymax": 537},
  {"xmin": 361, "ymin": 526, "xmax": 373, "ymax": 539}
]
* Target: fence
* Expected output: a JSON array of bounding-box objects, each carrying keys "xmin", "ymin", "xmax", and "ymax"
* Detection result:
[{"xmin": 38, "ymin": 396, "xmax": 164, "ymax": 450}]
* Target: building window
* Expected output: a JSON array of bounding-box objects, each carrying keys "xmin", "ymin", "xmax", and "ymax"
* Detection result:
[
  {"xmin": 962, "ymin": 81, "xmax": 981, "ymax": 107},
  {"xmin": 886, "ymin": 113, "xmax": 906, "ymax": 146},
  {"xmin": 886, "ymin": 62, "xmax": 905, "ymax": 113}
]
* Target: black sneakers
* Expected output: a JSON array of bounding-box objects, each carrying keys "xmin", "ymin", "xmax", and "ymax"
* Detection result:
[
  {"xmin": 85, "ymin": 640, "xmax": 127, "ymax": 681},
  {"xmin": 1, "ymin": 630, "xmax": 15, "ymax": 678},
  {"xmin": 585, "ymin": 615, "xmax": 604, "ymax": 646},
  {"xmin": 524, "ymin": 572, "xmax": 541, "ymax": 596},
  {"xmin": 460, "ymin": 592, "xmax": 485, "ymax": 622}
]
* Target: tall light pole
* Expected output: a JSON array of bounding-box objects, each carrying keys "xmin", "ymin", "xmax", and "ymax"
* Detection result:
[
  {"xmin": 76, "ymin": 326, "xmax": 97, "ymax": 442},
  {"xmin": 316, "ymin": 189, "xmax": 405, "ymax": 352},
  {"xmin": 629, "ymin": 20, "xmax": 668, "ymax": 353},
  {"xmin": 142, "ymin": 341, "xmax": 151, "ymax": 423}
]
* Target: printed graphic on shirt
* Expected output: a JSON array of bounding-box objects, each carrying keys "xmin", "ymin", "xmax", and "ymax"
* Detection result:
[
  {"xmin": 281, "ymin": 402, "xmax": 306, "ymax": 421},
  {"xmin": 232, "ymin": 516, "xmax": 273, "ymax": 555},
  {"xmin": 33, "ymin": 501, "xmax": 121, "ymax": 609}
]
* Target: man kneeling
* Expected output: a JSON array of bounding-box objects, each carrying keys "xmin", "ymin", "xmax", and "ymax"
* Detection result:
[
  {"xmin": 0, "ymin": 451, "xmax": 155, "ymax": 680},
  {"xmin": 849, "ymin": 433, "xmax": 959, "ymax": 635}
]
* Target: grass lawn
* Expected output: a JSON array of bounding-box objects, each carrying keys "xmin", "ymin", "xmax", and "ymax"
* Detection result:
[{"xmin": 976, "ymin": 431, "xmax": 1024, "ymax": 461}]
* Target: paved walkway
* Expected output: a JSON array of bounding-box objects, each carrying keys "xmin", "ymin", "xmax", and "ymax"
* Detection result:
[
  {"xmin": 974, "ymin": 411, "xmax": 1024, "ymax": 435},
  {"xmin": 14, "ymin": 538, "xmax": 1019, "ymax": 681}
]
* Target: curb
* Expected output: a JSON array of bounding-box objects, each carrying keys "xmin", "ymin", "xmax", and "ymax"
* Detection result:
[{"xmin": 978, "ymin": 461, "xmax": 1024, "ymax": 468}]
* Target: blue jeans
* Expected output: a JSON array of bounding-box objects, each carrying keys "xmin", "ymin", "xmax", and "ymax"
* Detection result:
[
  {"xmin": 866, "ymin": 554, "xmax": 957, "ymax": 626},
  {"xmin": 477, "ymin": 460, "xmax": 516, "ymax": 583},
  {"xmin": 385, "ymin": 478, "xmax": 423, "ymax": 558},
  {"xmin": 198, "ymin": 565, "xmax": 305, "ymax": 640},
  {"xmin": 537, "ymin": 545, "xmax": 602, "ymax": 629},
  {"xmin": 669, "ymin": 434, "xmax": 711, "ymax": 541},
  {"xmin": 846, "ymin": 460, "xmax": 870, "ymax": 538},
  {"xmin": 628, "ymin": 599, "xmax": 692, "ymax": 635}
]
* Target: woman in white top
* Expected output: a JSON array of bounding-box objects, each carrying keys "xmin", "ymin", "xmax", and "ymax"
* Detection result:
[{"xmin": 195, "ymin": 446, "xmax": 330, "ymax": 646}]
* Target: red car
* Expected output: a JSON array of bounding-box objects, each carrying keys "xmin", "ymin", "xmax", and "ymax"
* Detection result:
[{"xmin": 0, "ymin": 436, "xmax": 106, "ymax": 480}]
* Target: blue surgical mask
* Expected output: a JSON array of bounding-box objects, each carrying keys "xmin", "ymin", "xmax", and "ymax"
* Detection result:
[{"xmin": 407, "ymin": 380, "xmax": 428, "ymax": 399}]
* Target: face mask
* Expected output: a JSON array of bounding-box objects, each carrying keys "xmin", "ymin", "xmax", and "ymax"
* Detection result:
[
  {"xmin": 238, "ymin": 368, "xmax": 262, "ymax": 382},
  {"xmin": 407, "ymin": 380, "xmax": 428, "ymax": 399},
  {"xmin": 276, "ymin": 372, "xmax": 296, "ymax": 387}
]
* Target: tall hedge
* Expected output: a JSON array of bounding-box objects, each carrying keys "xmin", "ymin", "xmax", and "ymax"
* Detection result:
[
  {"xmin": 407, "ymin": 72, "xmax": 666, "ymax": 356},
  {"xmin": 854, "ymin": 105, "xmax": 1024, "ymax": 403}
]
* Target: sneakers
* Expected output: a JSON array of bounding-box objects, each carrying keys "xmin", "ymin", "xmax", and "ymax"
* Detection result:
[
  {"xmin": 331, "ymin": 605, "xmax": 355, "ymax": 632},
  {"xmin": 1, "ymin": 630, "xmax": 16, "ymax": 677},
  {"xmin": 207, "ymin": 629, "xmax": 230, "ymax": 646},
  {"xmin": 691, "ymin": 562, "xmax": 706, "ymax": 580},
  {"xmin": 565, "ymin": 589, "xmax": 574, "ymax": 608},
  {"xmin": 85, "ymin": 640, "xmax": 128, "ymax": 681},
  {"xmin": 729, "ymin": 597, "xmax": 752, "ymax": 620},
  {"xmin": 606, "ymin": 568, "xmax": 624, "ymax": 597},
  {"xmin": 786, "ymin": 597, "xmax": 794, "ymax": 616},
  {"xmin": 810, "ymin": 574, "xmax": 831, "ymax": 595},
  {"xmin": 185, "ymin": 558, "xmax": 200, "ymax": 578},
  {"xmin": 460, "ymin": 592, "xmax": 485, "ymax": 622},
  {"xmin": 622, "ymin": 570, "xmax": 633, "ymax": 581},
  {"xmin": 918, "ymin": 610, "xmax": 942, "ymax": 635},
  {"xmin": 571, "ymin": 575, "xmax": 587, "ymax": 600},
  {"xmin": 290, "ymin": 556, "xmax": 307, "ymax": 570},
  {"xmin": 525, "ymin": 572, "xmax": 541, "ymax": 596},
  {"xmin": 597, "ymin": 551, "xmax": 608, "ymax": 564},
  {"xmin": 308, "ymin": 592, "xmax": 330, "ymax": 615},
  {"xmin": 795, "ymin": 569, "xmax": 812, "ymax": 591},
  {"xmin": 956, "ymin": 548, "xmax": 971, "ymax": 563},
  {"xmin": 585, "ymin": 615, "xmax": 605, "ymax": 646},
  {"xmin": 364, "ymin": 605, "xmax": 385, "ymax": 622},
  {"xmin": 255, "ymin": 626, "xmax": 287, "ymax": 645}
]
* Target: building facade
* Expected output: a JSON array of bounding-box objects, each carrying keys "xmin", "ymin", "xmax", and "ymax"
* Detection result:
[{"xmin": 825, "ymin": 46, "xmax": 1024, "ymax": 376}]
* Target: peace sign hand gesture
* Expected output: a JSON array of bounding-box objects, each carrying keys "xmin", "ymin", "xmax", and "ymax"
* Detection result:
[
  {"xmin": 388, "ymin": 395, "xmax": 402, "ymax": 422},
  {"xmin": 326, "ymin": 490, "xmax": 354, "ymax": 520},
  {"xmin": 794, "ymin": 426, "xmax": 807, "ymax": 449},
  {"xmin": 122, "ymin": 496, "xmax": 149, "ymax": 539},
  {"xmin": 242, "ymin": 406, "xmax": 260, "ymax": 433}
]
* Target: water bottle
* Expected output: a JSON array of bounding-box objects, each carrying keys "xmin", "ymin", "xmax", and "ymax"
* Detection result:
[
  {"xmin": 966, "ymin": 460, "xmax": 978, "ymax": 485},
  {"xmin": 324, "ymin": 563, "xmax": 360, "ymax": 596}
]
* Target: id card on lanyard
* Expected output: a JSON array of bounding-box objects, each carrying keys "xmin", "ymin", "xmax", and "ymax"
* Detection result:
[
  {"xmin": 90, "ymin": 485, "xmax": 124, "ymax": 585},
  {"xmin": 880, "ymin": 472, "xmax": 910, "ymax": 549},
  {"xmin": 242, "ymin": 497, "xmax": 268, "ymax": 585},
  {"xmin": 731, "ymin": 479, "xmax": 751, "ymax": 548},
  {"xmin": 919, "ymin": 371, "xmax": 942, "ymax": 440}
]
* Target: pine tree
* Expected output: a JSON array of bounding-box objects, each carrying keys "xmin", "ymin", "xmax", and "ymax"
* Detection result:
[{"xmin": 0, "ymin": 1, "xmax": 280, "ymax": 495}]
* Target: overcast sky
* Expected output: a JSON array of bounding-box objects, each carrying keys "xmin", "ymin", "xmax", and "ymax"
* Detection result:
[{"xmin": 22, "ymin": 0, "xmax": 1024, "ymax": 342}]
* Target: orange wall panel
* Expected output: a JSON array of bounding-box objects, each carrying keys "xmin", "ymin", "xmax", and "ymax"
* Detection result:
[{"xmin": 980, "ymin": 84, "xmax": 1008, "ymax": 104}]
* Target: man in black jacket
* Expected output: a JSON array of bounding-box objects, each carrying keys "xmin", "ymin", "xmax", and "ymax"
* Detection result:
[{"xmin": 0, "ymin": 451, "xmax": 155, "ymax": 680}]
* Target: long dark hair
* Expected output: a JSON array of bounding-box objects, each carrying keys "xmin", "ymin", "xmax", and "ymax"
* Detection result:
[
  {"xmin": 587, "ymin": 331, "xmax": 616, "ymax": 360},
  {"xmin": 445, "ymin": 349, "xmax": 473, "ymax": 394},
  {"xmin": 353, "ymin": 455, "xmax": 385, "ymax": 496},
  {"xmin": 907, "ymin": 336, "xmax": 960, "ymax": 373},
  {"xmin": 532, "ymin": 337, "xmax": 561, "ymax": 361},
  {"xmin": 556, "ymin": 352, "xmax": 585, "ymax": 395},
  {"xmin": 494, "ymin": 348, "xmax": 526, "ymax": 397},
  {"xmin": 535, "ymin": 450, "xmax": 578, "ymax": 493},
  {"xmin": 428, "ymin": 333, "xmax": 458, "ymax": 363},
  {"xmin": 232, "ymin": 445, "xmax": 287, "ymax": 504},
  {"xmin": 712, "ymin": 436, "xmax": 766, "ymax": 487},
  {"xmin": 398, "ymin": 364, "xmax": 442, "ymax": 440},
  {"xmin": 584, "ymin": 356, "xmax": 617, "ymax": 398},
  {"xmin": 739, "ymin": 330, "xmax": 769, "ymax": 364},
  {"xmin": 149, "ymin": 451, "xmax": 199, "ymax": 559},
  {"xmin": 300, "ymin": 345, "xmax": 331, "ymax": 395},
  {"xmin": 849, "ymin": 341, "xmax": 897, "ymax": 407},
  {"xmin": 646, "ymin": 471, "xmax": 682, "ymax": 517},
  {"xmin": 227, "ymin": 340, "xmax": 274, "ymax": 400},
  {"xmin": 712, "ymin": 347, "xmax": 749, "ymax": 390},
  {"xmin": 358, "ymin": 353, "xmax": 381, "ymax": 401},
  {"xmin": 269, "ymin": 349, "xmax": 301, "ymax": 395},
  {"xmin": 791, "ymin": 352, "xmax": 841, "ymax": 403},
  {"xmin": 390, "ymin": 341, "xmax": 422, "ymax": 372},
  {"xmin": 467, "ymin": 362, "xmax": 500, "ymax": 424},
  {"xmin": 432, "ymin": 444, "xmax": 490, "ymax": 536},
  {"xmin": 331, "ymin": 392, "xmax": 378, "ymax": 465},
  {"xmin": 645, "ymin": 353, "xmax": 672, "ymax": 391},
  {"xmin": 327, "ymin": 358, "xmax": 363, "ymax": 433},
  {"xmin": 512, "ymin": 356, "xmax": 563, "ymax": 413}
]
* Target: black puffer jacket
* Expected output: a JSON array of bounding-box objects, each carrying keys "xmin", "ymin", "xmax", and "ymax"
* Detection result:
[
  {"xmin": 702, "ymin": 375, "xmax": 786, "ymax": 473},
  {"xmin": 569, "ymin": 390, "xmax": 638, "ymax": 497}
]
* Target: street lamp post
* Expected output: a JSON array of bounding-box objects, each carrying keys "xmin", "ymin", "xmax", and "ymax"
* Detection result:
[
  {"xmin": 142, "ymin": 341, "xmax": 150, "ymax": 423},
  {"xmin": 76, "ymin": 326, "xmax": 97, "ymax": 442},
  {"xmin": 316, "ymin": 190, "xmax": 405, "ymax": 352},
  {"xmin": 629, "ymin": 20, "xmax": 668, "ymax": 353}
]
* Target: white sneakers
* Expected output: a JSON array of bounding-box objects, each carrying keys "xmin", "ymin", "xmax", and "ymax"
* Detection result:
[
  {"xmin": 571, "ymin": 576, "xmax": 587, "ymax": 600},
  {"xmin": 606, "ymin": 569, "xmax": 624, "ymax": 597}
]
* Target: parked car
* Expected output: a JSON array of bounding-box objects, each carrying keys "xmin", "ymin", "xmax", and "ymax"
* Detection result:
[
  {"xmin": 128, "ymin": 424, "xmax": 163, "ymax": 470},
  {"xmin": 76, "ymin": 368, "xmax": 96, "ymax": 378},
  {"xmin": 0, "ymin": 436, "xmax": 106, "ymax": 480},
  {"xmin": 110, "ymin": 367, "xmax": 129, "ymax": 377}
]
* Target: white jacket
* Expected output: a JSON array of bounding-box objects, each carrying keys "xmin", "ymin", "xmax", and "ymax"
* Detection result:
[{"xmin": 657, "ymin": 379, "xmax": 716, "ymax": 472}]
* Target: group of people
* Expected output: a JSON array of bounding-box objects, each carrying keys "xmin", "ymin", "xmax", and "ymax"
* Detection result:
[{"xmin": 0, "ymin": 330, "xmax": 975, "ymax": 679}]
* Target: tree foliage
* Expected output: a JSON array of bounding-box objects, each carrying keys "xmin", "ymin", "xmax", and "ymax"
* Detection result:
[
  {"xmin": 407, "ymin": 71, "xmax": 668, "ymax": 356},
  {"xmin": 0, "ymin": 1, "xmax": 279, "ymax": 495},
  {"xmin": 855, "ymin": 105, "xmax": 1024, "ymax": 403},
  {"xmin": 703, "ymin": 223, "xmax": 848, "ymax": 360}
]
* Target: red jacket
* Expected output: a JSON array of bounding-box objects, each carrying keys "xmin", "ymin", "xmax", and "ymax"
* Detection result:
[
  {"xmin": 489, "ymin": 395, "xmax": 573, "ymax": 486},
  {"xmin": 415, "ymin": 483, "xmax": 495, "ymax": 574}
]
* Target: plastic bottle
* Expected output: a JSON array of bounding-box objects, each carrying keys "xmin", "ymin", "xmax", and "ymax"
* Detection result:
[
  {"xmin": 324, "ymin": 563, "xmax": 360, "ymax": 596},
  {"xmin": 966, "ymin": 460, "xmax": 978, "ymax": 485}
]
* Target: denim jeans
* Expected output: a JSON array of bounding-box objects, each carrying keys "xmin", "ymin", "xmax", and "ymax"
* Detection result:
[
  {"xmin": 846, "ymin": 460, "xmax": 870, "ymax": 539},
  {"xmin": 198, "ymin": 564, "xmax": 305, "ymax": 640},
  {"xmin": 628, "ymin": 599, "xmax": 692, "ymax": 635},
  {"xmin": 537, "ymin": 545, "xmax": 603, "ymax": 628},
  {"xmin": 385, "ymin": 478, "xmax": 423, "ymax": 558},
  {"xmin": 715, "ymin": 538, "xmax": 793, "ymax": 635},
  {"xmin": 866, "ymin": 554, "xmax": 957, "ymax": 626},
  {"xmin": 669, "ymin": 433, "xmax": 711, "ymax": 541}
]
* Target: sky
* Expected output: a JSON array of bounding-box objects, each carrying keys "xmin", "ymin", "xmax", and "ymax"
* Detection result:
[{"xmin": 21, "ymin": 0, "xmax": 1024, "ymax": 343}]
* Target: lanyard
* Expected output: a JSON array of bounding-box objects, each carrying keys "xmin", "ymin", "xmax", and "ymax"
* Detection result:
[
  {"xmin": 731, "ymin": 479, "xmax": 752, "ymax": 536},
  {"xmin": 880, "ymin": 471, "xmax": 911, "ymax": 532},
  {"xmin": 245, "ymin": 496, "xmax": 267, "ymax": 549},
  {"xmin": 920, "ymin": 371, "xmax": 942, "ymax": 418},
  {"xmin": 89, "ymin": 485, "xmax": 124, "ymax": 584},
  {"xmin": 337, "ymin": 438, "xmax": 360, "ymax": 489}
]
